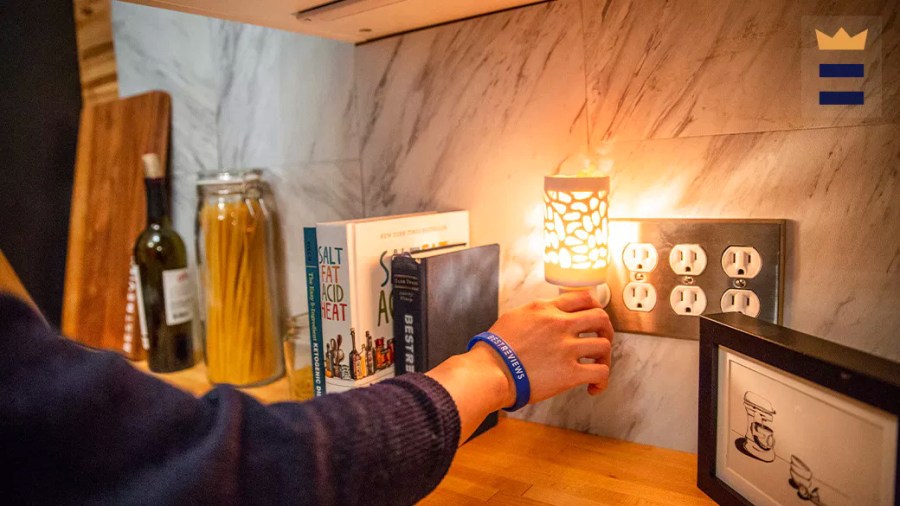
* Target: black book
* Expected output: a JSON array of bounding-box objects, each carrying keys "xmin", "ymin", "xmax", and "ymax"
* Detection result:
[{"xmin": 392, "ymin": 244, "xmax": 500, "ymax": 439}]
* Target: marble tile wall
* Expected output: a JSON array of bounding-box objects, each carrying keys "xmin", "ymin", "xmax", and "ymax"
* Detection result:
[
  {"xmin": 211, "ymin": 22, "xmax": 359, "ymax": 169},
  {"xmin": 520, "ymin": 123, "xmax": 900, "ymax": 450},
  {"xmin": 114, "ymin": 0, "xmax": 899, "ymax": 453},
  {"xmin": 112, "ymin": 1, "xmax": 363, "ymax": 316},
  {"xmin": 582, "ymin": 0, "xmax": 898, "ymax": 142},
  {"xmin": 356, "ymin": 0, "xmax": 900, "ymax": 452},
  {"xmin": 113, "ymin": 3, "xmax": 219, "ymax": 239},
  {"xmin": 356, "ymin": 0, "xmax": 589, "ymax": 309}
]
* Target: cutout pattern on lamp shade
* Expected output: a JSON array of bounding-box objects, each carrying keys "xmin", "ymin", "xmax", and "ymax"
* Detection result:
[{"xmin": 543, "ymin": 176, "xmax": 610, "ymax": 287}]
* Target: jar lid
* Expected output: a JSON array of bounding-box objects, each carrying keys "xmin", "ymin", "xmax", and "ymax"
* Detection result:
[
  {"xmin": 197, "ymin": 169, "xmax": 263, "ymax": 186},
  {"xmin": 286, "ymin": 314, "xmax": 307, "ymax": 329},
  {"xmin": 285, "ymin": 314, "xmax": 310, "ymax": 336}
]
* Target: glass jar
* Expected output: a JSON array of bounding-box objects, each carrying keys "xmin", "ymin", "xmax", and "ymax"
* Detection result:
[
  {"xmin": 283, "ymin": 315, "xmax": 314, "ymax": 401},
  {"xmin": 196, "ymin": 170, "xmax": 284, "ymax": 386}
]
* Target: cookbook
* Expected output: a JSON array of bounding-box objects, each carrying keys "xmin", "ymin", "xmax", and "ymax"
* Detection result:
[{"xmin": 309, "ymin": 211, "xmax": 469, "ymax": 394}]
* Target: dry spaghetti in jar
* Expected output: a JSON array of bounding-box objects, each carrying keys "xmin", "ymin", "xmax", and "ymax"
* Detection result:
[{"xmin": 196, "ymin": 170, "xmax": 283, "ymax": 386}]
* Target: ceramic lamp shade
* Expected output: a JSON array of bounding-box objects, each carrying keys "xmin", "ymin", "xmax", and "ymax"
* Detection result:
[{"xmin": 543, "ymin": 175, "xmax": 610, "ymax": 288}]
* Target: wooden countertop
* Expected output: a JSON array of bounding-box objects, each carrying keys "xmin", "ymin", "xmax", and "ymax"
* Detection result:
[
  {"xmin": 135, "ymin": 362, "xmax": 714, "ymax": 505},
  {"xmin": 424, "ymin": 419, "xmax": 713, "ymax": 505},
  {"xmin": 133, "ymin": 360, "xmax": 291, "ymax": 403}
]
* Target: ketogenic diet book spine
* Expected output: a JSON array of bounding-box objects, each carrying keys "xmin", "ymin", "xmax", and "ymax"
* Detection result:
[{"xmin": 303, "ymin": 227, "xmax": 325, "ymax": 397}]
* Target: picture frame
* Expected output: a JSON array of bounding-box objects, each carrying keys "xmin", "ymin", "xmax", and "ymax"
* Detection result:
[{"xmin": 698, "ymin": 313, "xmax": 899, "ymax": 506}]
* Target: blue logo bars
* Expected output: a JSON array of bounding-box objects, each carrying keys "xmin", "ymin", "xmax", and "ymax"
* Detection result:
[{"xmin": 815, "ymin": 28, "xmax": 867, "ymax": 105}]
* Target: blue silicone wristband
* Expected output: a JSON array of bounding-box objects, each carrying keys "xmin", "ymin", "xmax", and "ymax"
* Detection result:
[{"xmin": 466, "ymin": 331, "xmax": 531, "ymax": 412}]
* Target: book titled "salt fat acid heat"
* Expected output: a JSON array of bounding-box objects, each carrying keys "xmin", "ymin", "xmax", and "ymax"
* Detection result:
[{"xmin": 305, "ymin": 211, "xmax": 470, "ymax": 394}]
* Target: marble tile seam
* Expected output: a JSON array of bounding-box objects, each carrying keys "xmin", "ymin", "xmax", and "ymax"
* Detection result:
[{"xmin": 587, "ymin": 118, "xmax": 900, "ymax": 146}]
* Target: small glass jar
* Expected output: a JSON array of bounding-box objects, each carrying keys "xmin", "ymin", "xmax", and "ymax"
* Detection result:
[
  {"xmin": 196, "ymin": 170, "xmax": 284, "ymax": 386},
  {"xmin": 283, "ymin": 315, "xmax": 314, "ymax": 401}
]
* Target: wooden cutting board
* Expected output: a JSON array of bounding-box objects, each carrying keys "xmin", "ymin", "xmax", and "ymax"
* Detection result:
[
  {"xmin": 0, "ymin": 248, "xmax": 35, "ymax": 309},
  {"xmin": 62, "ymin": 91, "xmax": 170, "ymax": 359}
]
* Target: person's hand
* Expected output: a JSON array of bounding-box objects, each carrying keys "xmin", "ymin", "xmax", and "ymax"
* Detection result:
[
  {"xmin": 480, "ymin": 290, "xmax": 614, "ymax": 406},
  {"xmin": 426, "ymin": 290, "xmax": 614, "ymax": 444}
]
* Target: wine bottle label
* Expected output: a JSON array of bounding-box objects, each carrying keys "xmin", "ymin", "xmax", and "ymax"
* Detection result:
[
  {"xmin": 132, "ymin": 261, "xmax": 149, "ymax": 350},
  {"xmin": 124, "ymin": 259, "xmax": 149, "ymax": 353},
  {"xmin": 162, "ymin": 268, "xmax": 194, "ymax": 326}
]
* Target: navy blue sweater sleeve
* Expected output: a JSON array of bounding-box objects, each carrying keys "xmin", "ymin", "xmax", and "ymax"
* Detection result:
[{"xmin": 0, "ymin": 294, "xmax": 460, "ymax": 505}]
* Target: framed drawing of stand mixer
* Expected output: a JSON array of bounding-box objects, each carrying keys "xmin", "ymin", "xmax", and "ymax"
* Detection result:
[{"xmin": 698, "ymin": 313, "xmax": 899, "ymax": 506}]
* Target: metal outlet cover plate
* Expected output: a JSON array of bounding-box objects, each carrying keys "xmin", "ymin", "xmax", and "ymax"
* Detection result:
[{"xmin": 605, "ymin": 219, "xmax": 786, "ymax": 340}]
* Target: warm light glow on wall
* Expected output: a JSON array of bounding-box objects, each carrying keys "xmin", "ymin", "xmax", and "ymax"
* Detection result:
[{"xmin": 543, "ymin": 175, "xmax": 610, "ymax": 288}]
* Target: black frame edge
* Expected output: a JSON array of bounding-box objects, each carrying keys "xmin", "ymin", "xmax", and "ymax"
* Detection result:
[{"xmin": 697, "ymin": 313, "xmax": 900, "ymax": 505}]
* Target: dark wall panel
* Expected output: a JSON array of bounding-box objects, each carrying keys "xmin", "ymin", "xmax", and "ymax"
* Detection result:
[{"xmin": 0, "ymin": 0, "xmax": 82, "ymax": 326}]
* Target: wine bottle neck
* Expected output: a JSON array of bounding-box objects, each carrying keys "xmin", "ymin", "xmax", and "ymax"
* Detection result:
[{"xmin": 144, "ymin": 178, "xmax": 171, "ymax": 226}]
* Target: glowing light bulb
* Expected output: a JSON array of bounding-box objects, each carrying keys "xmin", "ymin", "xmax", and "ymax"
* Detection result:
[{"xmin": 543, "ymin": 175, "xmax": 610, "ymax": 288}]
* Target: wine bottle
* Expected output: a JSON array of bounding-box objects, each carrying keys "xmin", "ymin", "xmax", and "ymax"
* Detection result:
[
  {"xmin": 375, "ymin": 337, "xmax": 385, "ymax": 371},
  {"xmin": 350, "ymin": 329, "xmax": 361, "ymax": 379},
  {"xmin": 365, "ymin": 331, "xmax": 376, "ymax": 373},
  {"xmin": 133, "ymin": 153, "xmax": 195, "ymax": 373},
  {"xmin": 359, "ymin": 339, "xmax": 368, "ymax": 378}
]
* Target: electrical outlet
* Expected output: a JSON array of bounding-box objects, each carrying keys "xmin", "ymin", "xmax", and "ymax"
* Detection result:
[
  {"xmin": 623, "ymin": 282, "xmax": 657, "ymax": 312},
  {"xmin": 605, "ymin": 219, "xmax": 785, "ymax": 340},
  {"xmin": 721, "ymin": 246, "xmax": 762, "ymax": 279},
  {"xmin": 720, "ymin": 289, "xmax": 761, "ymax": 317},
  {"xmin": 623, "ymin": 243, "xmax": 658, "ymax": 272},
  {"xmin": 669, "ymin": 244, "xmax": 708, "ymax": 275},
  {"xmin": 670, "ymin": 285, "xmax": 707, "ymax": 315}
]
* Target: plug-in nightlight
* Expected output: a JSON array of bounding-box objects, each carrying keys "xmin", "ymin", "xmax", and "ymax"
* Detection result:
[{"xmin": 543, "ymin": 175, "xmax": 610, "ymax": 303}]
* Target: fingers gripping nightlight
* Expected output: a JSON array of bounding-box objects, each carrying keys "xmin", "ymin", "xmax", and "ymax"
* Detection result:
[{"xmin": 543, "ymin": 175, "xmax": 611, "ymax": 304}]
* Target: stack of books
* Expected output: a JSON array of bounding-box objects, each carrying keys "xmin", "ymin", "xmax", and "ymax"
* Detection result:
[{"xmin": 304, "ymin": 211, "xmax": 471, "ymax": 395}]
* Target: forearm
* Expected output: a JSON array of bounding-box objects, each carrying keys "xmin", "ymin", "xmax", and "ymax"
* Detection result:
[
  {"xmin": 426, "ymin": 343, "xmax": 514, "ymax": 445},
  {"xmin": 266, "ymin": 374, "xmax": 461, "ymax": 504},
  {"xmin": 0, "ymin": 294, "xmax": 461, "ymax": 505}
]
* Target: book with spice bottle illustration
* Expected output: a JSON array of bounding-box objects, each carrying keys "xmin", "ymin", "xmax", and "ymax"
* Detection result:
[{"xmin": 309, "ymin": 211, "xmax": 469, "ymax": 394}]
